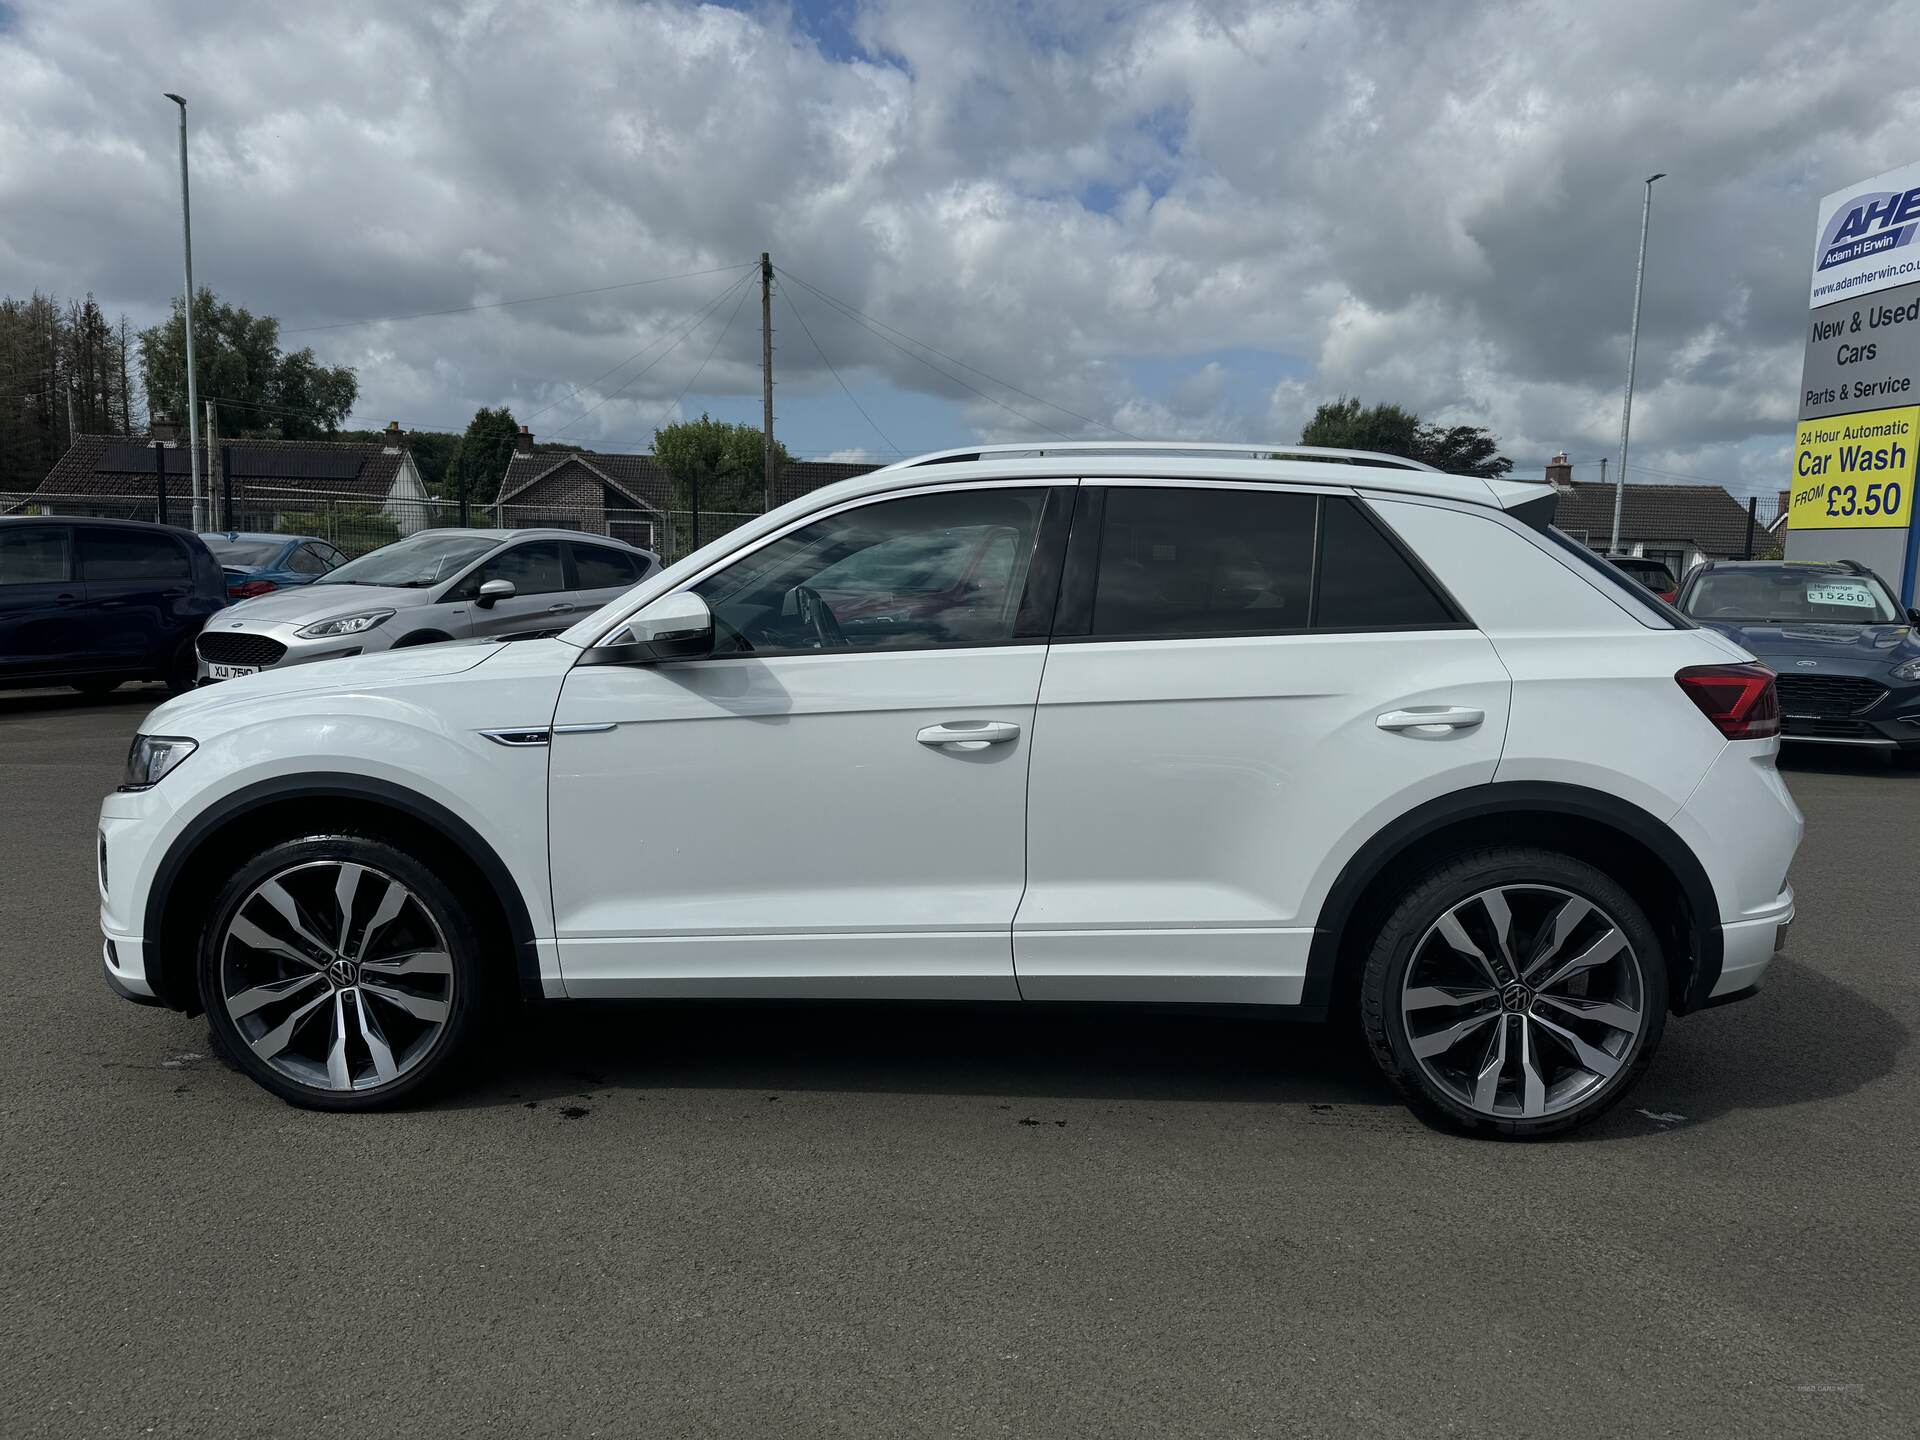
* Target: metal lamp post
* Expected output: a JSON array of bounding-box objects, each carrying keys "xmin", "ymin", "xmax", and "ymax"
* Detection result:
[
  {"xmin": 164, "ymin": 92, "xmax": 204, "ymax": 531},
  {"xmin": 1611, "ymin": 171, "xmax": 1665, "ymax": 555}
]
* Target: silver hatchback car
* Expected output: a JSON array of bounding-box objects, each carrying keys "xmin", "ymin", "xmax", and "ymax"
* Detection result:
[{"xmin": 194, "ymin": 528, "xmax": 659, "ymax": 681}]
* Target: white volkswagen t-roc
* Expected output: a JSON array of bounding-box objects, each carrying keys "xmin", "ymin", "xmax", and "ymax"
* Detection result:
[{"xmin": 98, "ymin": 444, "xmax": 1801, "ymax": 1137}]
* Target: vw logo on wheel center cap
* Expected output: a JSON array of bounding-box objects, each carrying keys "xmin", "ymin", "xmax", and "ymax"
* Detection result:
[
  {"xmin": 326, "ymin": 957, "xmax": 358, "ymax": 989},
  {"xmin": 1500, "ymin": 982, "xmax": 1532, "ymax": 1013}
]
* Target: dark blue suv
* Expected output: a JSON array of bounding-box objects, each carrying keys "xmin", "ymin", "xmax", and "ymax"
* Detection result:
[
  {"xmin": 0, "ymin": 517, "xmax": 226, "ymax": 696},
  {"xmin": 1680, "ymin": 558, "xmax": 1920, "ymax": 756}
]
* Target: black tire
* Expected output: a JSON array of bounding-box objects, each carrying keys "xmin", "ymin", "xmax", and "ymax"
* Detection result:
[
  {"xmin": 164, "ymin": 643, "xmax": 199, "ymax": 695},
  {"xmin": 71, "ymin": 677, "xmax": 121, "ymax": 697},
  {"xmin": 198, "ymin": 832, "xmax": 497, "ymax": 1111},
  {"xmin": 1359, "ymin": 846, "xmax": 1667, "ymax": 1140}
]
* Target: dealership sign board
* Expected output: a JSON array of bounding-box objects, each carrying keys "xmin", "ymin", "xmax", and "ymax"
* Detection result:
[{"xmin": 1789, "ymin": 161, "xmax": 1920, "ymax": 604}]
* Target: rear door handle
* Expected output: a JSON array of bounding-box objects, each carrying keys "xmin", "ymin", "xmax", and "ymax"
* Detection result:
[
  {"xmin": 1377, "ymin": 706, "xmax": 1485, "ymax": 735},
  {"xmin": 917, "ymin": 720, "xmax": 1021, "ymax": 751},
  {"xmin": 546, "ymin": 603, "xmax": 575, "ymax": 614}
]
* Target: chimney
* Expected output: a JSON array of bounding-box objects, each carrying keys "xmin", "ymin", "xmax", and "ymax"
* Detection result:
[
  {"xmin": 383, "ymin": 420, "xmax": 404, "ymax": 452},
  {"xmin": 514, "ymin": 425, "xmax": 534, "ymax": 456},
  {"xmin": 149, "ymin": 414, "xmax": 179, "ymax": 443},
  {"xmin": 1545, "ymin": 450, "xmax": 1574, "ymax": 489}
]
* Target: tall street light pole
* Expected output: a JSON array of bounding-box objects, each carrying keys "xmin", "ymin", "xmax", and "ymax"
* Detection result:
[
  {"xmin": 1611, "ymin": 171, "xmax": 1665, "ymax": 554},
  {"xmin": 164, "ymin": 93, "xmax": 204, "ymax": 531}
]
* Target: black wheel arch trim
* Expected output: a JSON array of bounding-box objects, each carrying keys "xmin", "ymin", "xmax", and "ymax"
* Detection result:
[
  {"xmin": 140, "ymin": 774, "xmax": 543, "ymax": 1011},
  {"xmin": 1300, "ymin": 780, "xmax": 1724, "ymax": 1017}
]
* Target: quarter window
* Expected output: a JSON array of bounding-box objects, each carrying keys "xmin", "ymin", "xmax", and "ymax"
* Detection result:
[
  {"xmin": 695, "ymin": 488, "xmax": 1048, "ymax": 654},
  {"xmin": 1313, "ymin": 497, "xmax": 1456, "ymax": 629},
  {"xmin": 78, "ymin": 528, "xmax": 189, "ymax": 581},
  {"xmin": 1089, "ymin": 487, "xmax": 1315, "ymax": 637},
  {"xmin": 0, "ymin": 527, "xmax": 70, "ymax": 584},
  {"xmin": 286, "ymin": 545, "xmax": 327, "ymax": 576}
]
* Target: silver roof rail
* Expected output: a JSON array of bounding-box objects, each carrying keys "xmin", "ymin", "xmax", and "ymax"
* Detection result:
[{"xmin": 874, "ymin": 441, "xmax": 1439, "ymax": 473}]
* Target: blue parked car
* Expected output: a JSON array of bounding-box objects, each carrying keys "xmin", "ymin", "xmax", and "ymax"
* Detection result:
[
  {"xmin": 199, "ymin": 532, "xmax": 347, "ymax": 601},
  {"xmin": 0, "ymin": 516, "xmax": 227, "ymax": 695}
]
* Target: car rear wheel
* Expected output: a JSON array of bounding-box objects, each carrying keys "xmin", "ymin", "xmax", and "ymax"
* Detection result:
[
  {"xmin": 71, "ymin": 677, "xmax": 121, "ymax": 696},
  {"xmin": 1360, "ymin": 847, "xmax": 1666, "ymax": 1139},
  {"xmin": 198, "ymin": 834, "xmax": 492, "ymax": 1110}
]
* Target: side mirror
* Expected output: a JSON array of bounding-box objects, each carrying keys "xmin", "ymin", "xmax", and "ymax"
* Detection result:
[
  {"xmin": 476, "ymin": 578, "xmax": 516, "ymax": 609},
  {"xmin": 584, "ymin": 591, "xmax": 715, "ymax": 666},
  {"xmin": 1909, "ymin": 608, "xmax": 1920, "ymax": 627}
]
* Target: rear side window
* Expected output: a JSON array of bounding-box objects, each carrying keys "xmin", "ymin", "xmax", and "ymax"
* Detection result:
[
  {"xmin": 570, "ymin": 543, "xmax": 642, "ymax": 589},
  {"xmin": 79, "ymin": 528, "xmax": 190, "ymax": 581},
  {"xmin": 1314, "ymin": 497, "xmax": 1456, "ymax": 629},
  {"xmin": 0, "ymin": 527, "xmax": 71, "ymax": 584},
  {"xmin": 286, "ymin": 545, "xmax": 328, "ymax": 576},
  {"xmin": 1090, "ymin": 488, "xmax": 1315, "ymax": 637}
]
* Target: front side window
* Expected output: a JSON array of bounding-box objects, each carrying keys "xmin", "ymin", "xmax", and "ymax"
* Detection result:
[
  {"xmin": 1089, "ymin": 488, "xmax": 1315, "ymax": 637},
  {"xmin": 0, "ymin": 527, "xmax": 70, "ymax": 585},
  {"xmin": 695, "ymin": 488, "xmax": 1047, "ymax": 654},
  {"xmin": 461, "ymin": 540, "xmax": 566, "ymax": 598},
  {"xmin": 79, "ymin": 528, "xmax": 190, "ymax": 581}
]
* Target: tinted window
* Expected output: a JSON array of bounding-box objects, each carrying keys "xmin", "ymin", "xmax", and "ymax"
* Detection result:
[
  {"xmin": 1314, "ymin": 497, "xmax": 1457, "ymax": 628},
  {"xmin": 79, "ymin": 528, "xmax": 190, "ymax": 581},
  {"xmin": 317, "ymin": 545, "xmax": 347, "ymax": 568},
  {"xmin": 286, "ymin": 545, "xmax": 327, "ymax": 576},
  {"xmin": 696, "ymin": 487, "xmax": 1045, "ymax": 654},
  {"xmin": 470, "ymin": 540, "xmax": 566, "ymax": 597},
  {"xmin": 570, "ymin": 543, "xmax": 641, "ymax": 589},
  {"xmin": 1090, "ymin": 488, "xmax": 1313, "ymax": 637},
  {"xmin": 0, "ymin": 527, "xmax": 70, "ymax": 584}
]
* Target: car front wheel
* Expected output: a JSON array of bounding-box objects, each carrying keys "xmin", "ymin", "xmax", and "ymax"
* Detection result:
[
  {"xmin": 1360, "ymin": 847, "xmax": 1667, "ymax": 1139},
  {"xmin": 198, "ymin": 834, "xmax": 491, "ymax": 1110}
]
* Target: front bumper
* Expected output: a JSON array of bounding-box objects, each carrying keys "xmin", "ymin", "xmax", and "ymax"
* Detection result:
[
  {"xmin": 1776, "ymin": 677, "xmax": 1920, "ymax": 747},
  {"xmin": 194, "ymin": 619, "xmax": 377, "ymax": 683}
]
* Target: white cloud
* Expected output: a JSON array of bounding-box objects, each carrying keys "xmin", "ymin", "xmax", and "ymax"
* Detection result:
[{"xmin": 1, "ymin": 0, "xmax": 1915, "ymax": 487}]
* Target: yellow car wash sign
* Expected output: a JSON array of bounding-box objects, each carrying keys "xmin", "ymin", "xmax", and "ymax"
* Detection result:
[{"xmin": 1789, "ymin": 403, "xmax": 1919, "ymax": 529}]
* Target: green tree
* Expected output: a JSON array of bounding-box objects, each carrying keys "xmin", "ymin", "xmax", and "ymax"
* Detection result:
[
  {"xmin": 446, "ymin": 406, "xmax": 521, "ymax": 505},
  {"xmin": 652, "ymin": 413, "xmax": 793, "ymax": 516},
  {"xmin": 1299, "ymin": 396, "xmax": 1511, "ymax": 477},
  {"xmin": 138, "ymin": 288, "xmax": 356, "ymax": 438}
]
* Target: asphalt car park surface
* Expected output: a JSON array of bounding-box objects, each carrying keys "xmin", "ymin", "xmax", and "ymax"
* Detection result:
[{"xmin": 3, "ymin": 686, "xmax": 1915, "ymax": 1439}]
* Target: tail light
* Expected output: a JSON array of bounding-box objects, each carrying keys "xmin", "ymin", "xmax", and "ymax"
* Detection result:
[
  {"xmin": 1658, "ymin": 589, "xmax": 1678, "ymax": 604},
  {"xmin": 228, "ymin": 578, "xmax": 276, "ymax": 599},
  {"xmin": 1676, "ymin": 663, "xmax": 1780, "ymax": 739}
]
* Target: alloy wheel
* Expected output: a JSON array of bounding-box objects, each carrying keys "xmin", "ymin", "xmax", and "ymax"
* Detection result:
[
  {"xmin": 218, "ymin": 860, "xmax": 456, "ymax": 1093},
  {"xmin": 1399, "ymin": 884, "xmax": 1647, "ymax": 1120}
]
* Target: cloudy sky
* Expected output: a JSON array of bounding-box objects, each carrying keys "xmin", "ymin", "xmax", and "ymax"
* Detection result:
[{"xmin": 4, "ymin": 0, "xmax": 1917, "ymax": 495}]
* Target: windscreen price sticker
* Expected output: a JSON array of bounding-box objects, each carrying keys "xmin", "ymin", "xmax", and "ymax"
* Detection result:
[{"xmin": 1789, "ymin": 403, "xmax": 1919, "ymax": 529}]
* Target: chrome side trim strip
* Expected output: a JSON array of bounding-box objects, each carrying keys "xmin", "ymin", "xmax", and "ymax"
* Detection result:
[{"xmin": 552, "ymin": 722, "xmax": 618, "ymax": 734}]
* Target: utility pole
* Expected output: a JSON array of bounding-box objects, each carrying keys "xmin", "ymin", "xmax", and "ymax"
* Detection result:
[
  {"xmin": 1612, "ymin": 171, "xmax": 1665, "ymax": 555},
  {"xmin": 65, "ymin": 380, "xmax": 77, "ymax": 447},
  {"xmin": 165, "ymin": 93, "xmax": 204, "ymax": 531},
  {"xmin": 761, "ymin": 252, "xmax": 776, "ymax": 513},
  {"xmin": 205, "ymin": 398, "xmax": 219, "ymax": 529}
]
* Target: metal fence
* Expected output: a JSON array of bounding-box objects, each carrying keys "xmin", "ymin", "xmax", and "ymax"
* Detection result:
[{"xmin": 6, "ymin": 491, "xmax": 762, "ymax": 563}]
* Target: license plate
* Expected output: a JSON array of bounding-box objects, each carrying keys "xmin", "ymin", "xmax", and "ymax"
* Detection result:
[{"xmin": 207, "ymin": 662, "xmax": 259, "ymax": 680}]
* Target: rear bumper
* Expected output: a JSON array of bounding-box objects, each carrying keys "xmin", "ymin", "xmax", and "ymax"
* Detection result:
[{"xmin": 1703, "ymin": 889, "xmax": 1793, "ymax": 1005}]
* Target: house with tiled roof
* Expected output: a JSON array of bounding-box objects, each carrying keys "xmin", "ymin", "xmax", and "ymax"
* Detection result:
[
  {"xmin": 1543, "ymin": 452, "xmax": 1780, "ymax": 572},
  {"xmin": 17, "ymin": 419, "xmax": 430, "ymax": 533},
  {"xmin": 490, "ymin": 426, "xmax": 881, "ymax": 553}
]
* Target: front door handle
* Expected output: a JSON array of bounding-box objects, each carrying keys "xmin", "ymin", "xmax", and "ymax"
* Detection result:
[
  {"xmin": 917, "ymin": 720, "xmax": 1021, "ymax": 751},
  {"xmin": 546, "ymin": 603, "xmax": 575, "ymax": 613},
  {"xmin": 1377, "ymin": 706, "xmax": 1485, "ymax": 735}
]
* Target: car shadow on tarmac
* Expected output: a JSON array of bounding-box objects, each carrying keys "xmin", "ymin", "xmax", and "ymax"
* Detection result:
[
  {"xmin": 0, "ymin": 683, "xmax": 169, "ymax": 715},
  {"xmin": 472, "ymin": 1000, "xmax": 1403, "ymax": 1113}
]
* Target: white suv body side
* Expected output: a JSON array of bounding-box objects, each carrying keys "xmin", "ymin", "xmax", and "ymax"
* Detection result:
[{"xmin": 97, "ymin": 448, "xmax": 1802, "ymax": 1133}]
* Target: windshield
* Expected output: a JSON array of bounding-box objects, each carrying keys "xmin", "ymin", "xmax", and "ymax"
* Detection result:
[
  {"xmin": 202, "ymin": 537, "xmax": 288, "ymax": 567},
  {"xmin": 316, "ymin": 532, "xmax": 501, "ymax": 588},
  {"xmin": 1686, "ymin": 567, "xmax": 1900, "ymax": 624}
]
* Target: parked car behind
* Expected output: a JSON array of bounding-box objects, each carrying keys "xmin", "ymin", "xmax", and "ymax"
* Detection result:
[
  {"xmin": 0, "ymin": 516, "xmax": 225, "ymax": 695},
  {"xmin": 1680, "ymin": 558, "xmax": 1920, "ymax": 756},
  {"xmin": 193, "ymin": 527, "xmax": 660, "ymax": 682},
  {"xmin": 200, "ymin": 532, "xmax": 346, "ymax": 601},
  {"xmin": 1607, "ymin": 555, "xmax": 1679, "ymax": 602}
]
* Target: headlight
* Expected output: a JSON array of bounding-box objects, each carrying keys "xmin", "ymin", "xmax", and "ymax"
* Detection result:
[
  {"xmin": 298, "ymin": 609, "xmax": 394, "ymax": 638},
  {"xmin": 121, "ymin": 735, "xmax": 198, "ymax": 791},
  {"xmin": 1892, "ymin": 658, "xmax": 1920, "ymax": 681}
]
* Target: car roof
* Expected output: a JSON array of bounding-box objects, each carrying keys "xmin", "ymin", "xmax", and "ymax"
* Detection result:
[
  {"xmin": 200, "ymin": 531, "xmax": 310, "ymax": 545},
  {"xmin": 1, "ymin": 513, "xmax": 200, "ymax": 536},
  {"xmin": 1697, "ymin": 558, "xmax": 1862, "ymax": 571}
]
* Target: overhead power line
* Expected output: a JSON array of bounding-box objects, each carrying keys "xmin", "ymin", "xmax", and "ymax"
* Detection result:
[
  {"xmin": 547, "ymin": 268, "xmax": 757, "ymax": 440},
  {"xmin": 645, "ymin": 275, "xmax": 757, "ymax": 437},
  {"xmin": 281, "ymin": 262, "xmax": 757, "ymax": 335},
  {"xmin": 780, "ymin": 283, "xmax": 902, "ymax": 455},
  {"xmin": 776, "ymin": 266, "xmax": 1139, "ymax": 441}
]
